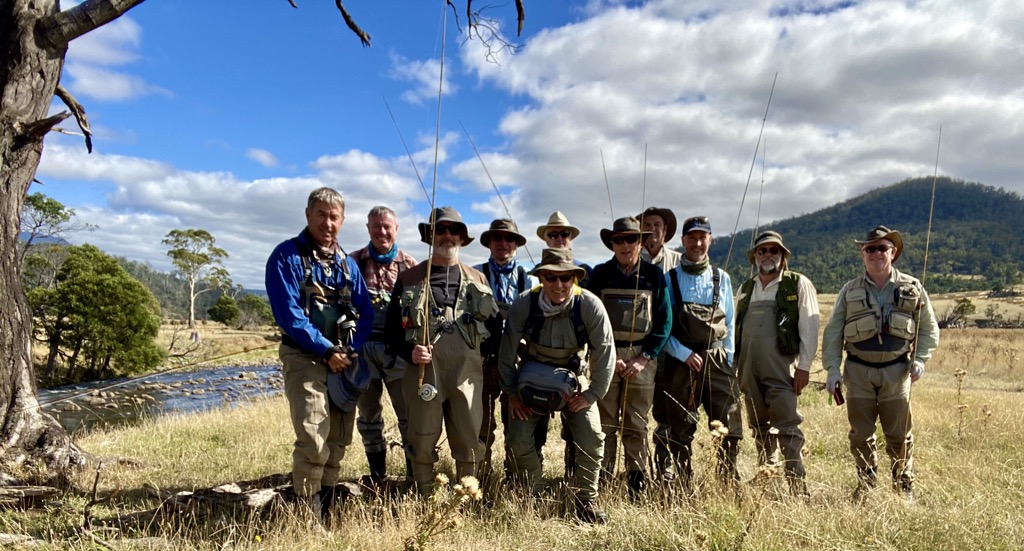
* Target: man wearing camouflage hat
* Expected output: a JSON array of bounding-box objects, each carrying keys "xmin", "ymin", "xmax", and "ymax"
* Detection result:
[{"xmin": 734, "ymin": 230, "xmax": 820, "ymax": 496}]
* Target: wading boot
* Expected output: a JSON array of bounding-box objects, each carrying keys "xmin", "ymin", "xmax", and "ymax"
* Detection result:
[
  {"xmin": 852, "ymin": 467, "xmax": 877, "ymax": 503},
  {"xmin": 367, "ymin": 450, "xmax": 387, "ymax": 483},
  {"xmin": 575, "ymin": 499, "xmax": 609, "ymax": 525},
  {"xmin": 627, "ymin": 470, "xmax": 647, "ymax": 500}
]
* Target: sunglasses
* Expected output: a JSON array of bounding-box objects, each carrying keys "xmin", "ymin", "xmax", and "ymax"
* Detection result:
[
  {"xmin": 490, "ymin": 234, "xmax": 519, "ymax": 243},
  {"xmin": 547, "ymin": 230, "xmax": 572, "ymax": 240},
  {"xmin": 541, "ymin": 273, "xmax": 575, "ymax": 284},
  {"xmin": 611, "ymin": 234, "xmax": 640, "ymax": 245},
  {"xmin": 685, "ymin": 216, "xmax": 709, "ymax": 225},
  {"xmin": 863, "ymin": 244, "xmax": 893, "ymax": 254},
  {"xmin": 756, "ymin": 246, "xmax": 780, "ymax": 256},
  {"xmin": 434, "ymin": 224, "xmax": 460, "ymax": 236}
]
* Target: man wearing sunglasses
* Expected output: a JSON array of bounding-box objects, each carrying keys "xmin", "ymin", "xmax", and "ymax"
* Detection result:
[
  {"xmin": 536, "ymin": 211, "xmax": 591, "ymax": 475},
  {"xmin": 822, "ymin": 226, "xmax": 938, "ymax": 502},
  {"xmin": 384, "ymin": 206, "xmax": 499, "ymax": 495},
  {"xmin": 654, "ymin": 215, "xmax": 742, "ymax": 490},
  {"xmin": 587, "ymin": 217, "xmax": 671, "ymax": 498},
  {"xmin": 734, "ymin": 231, "xmax": 820, "ymax": 497},
  {"xmin": 498, "ymin": 248, "xmax": 615, "ymax": 524},
  {"xmin": 474, "ymin": 219, "xmax": 542, "ymax": 480}
]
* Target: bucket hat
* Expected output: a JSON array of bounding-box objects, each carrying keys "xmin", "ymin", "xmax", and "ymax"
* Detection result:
[
  {"xmin": 417, "ymin": 206, "xmax": 474, "ymax": 246},
  {"xmin": 480, "ymin": 218, "xmax": 527, "ymax": 247},
  {"xmin": 746, "ymin": 230, "xmax": 792, "ymax": 264},
  {"xmin": 528, "ymin": 248, "xmax": 587, "ymax": 281}
]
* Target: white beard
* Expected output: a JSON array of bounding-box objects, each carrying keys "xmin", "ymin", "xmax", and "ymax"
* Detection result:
[
  {"xmin": 436, "ymin": 244, "xmax": 460, "ymax": 260},
  {"xmin": 758, "ymin": 258, "xmax": 781, "ymax": 275}
]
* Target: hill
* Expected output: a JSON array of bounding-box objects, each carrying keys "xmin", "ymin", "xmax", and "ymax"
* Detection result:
[{"xmin": 708, "ymin": 177, "xmax": 1024, "ymax": 293}]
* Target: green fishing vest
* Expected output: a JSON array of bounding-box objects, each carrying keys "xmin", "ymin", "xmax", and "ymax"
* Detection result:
[{"xmin": 736, "ymin": 270, "xmax": 801, "ymax": 356}]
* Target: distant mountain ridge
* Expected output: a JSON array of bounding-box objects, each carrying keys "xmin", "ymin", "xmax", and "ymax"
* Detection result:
[{"xmin": 708, "ymin": 177, "xmax": 1024, "ymax": 293}]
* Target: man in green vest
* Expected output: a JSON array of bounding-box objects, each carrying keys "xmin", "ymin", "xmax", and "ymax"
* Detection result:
[
  {"xmin": 734, "ymin": 231, "xmax": 819, "ymax": 496},
  {"xmin": 822, "ymin": 226, "xmax": 939, "ymax": 502}
]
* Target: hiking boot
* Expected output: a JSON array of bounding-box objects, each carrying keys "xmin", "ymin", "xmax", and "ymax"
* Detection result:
[
  {"xmin": 788, "ymin": 477, "xmax": 810, "ymax": 500},
  {"xmin": 366, "ymin": 450, "xmax": 387, "ymax": 483},
  {"xmin": 576, "ymin": 499, "xmax": 609, "ymax": 525},
  {"xmin": 318, "ymin": 485, "xmax": 337, "ymax": 520},
  {"xmin": 896, "ymin": 480, "xmax": 914, "ymax": 503},
  {"xmin": 627, "ymin": 470, "xmax": 647, "ymax": 500},
  {"xmin": 851, "ymin": 470, "xmax": 877, "ymax": 503}
]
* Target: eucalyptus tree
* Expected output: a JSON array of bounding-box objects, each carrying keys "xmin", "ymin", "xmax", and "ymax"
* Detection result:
[
  {"xmin": 162, "ymin": 228, "xmax": 229, "ymax": 333},
  {"xmin": 1, "ymin": 0, "xmax": 525, "ymax": 486}
]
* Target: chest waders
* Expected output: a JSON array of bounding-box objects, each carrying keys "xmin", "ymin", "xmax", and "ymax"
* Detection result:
[
  {"xmin": 736, "ymin": 271, "xmax": 802, "ymax": 358},
  {"xmin": 670, "ymin": 267, "xmax": 723, "ymax": 424}
]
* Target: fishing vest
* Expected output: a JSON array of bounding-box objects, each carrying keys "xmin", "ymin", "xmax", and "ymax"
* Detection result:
[
  {"xmin": 735, "ymin": 270, "xmax": 801, "ymax": 356},
  {"xmin": 291, "ymin": 238, "xmax": 355, "ymax": 347},
  {"xmin": 354, "ymin": 248, "xmax": 412, "ymax": 337},
  {"xmin": 521, "ymin": 286, "xmax": 590, "ymax": 369},
  {"xmin": 669, "ymin": 266, "xmax": 727, "ymax": 350},
  {"xmin": 397, "ymin": 262, "xmax": 496, "ymax": 350},
  {"xmin": 600, "ymin": 287, "xmax": 653, "ymax": 344},
  {"xmin": 842, "ymin": 271, "xmax": 923, "ymax": 364}
]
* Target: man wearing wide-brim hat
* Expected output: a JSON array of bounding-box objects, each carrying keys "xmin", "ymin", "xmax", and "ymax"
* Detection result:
[
  {"xmin": 538, "ymin": 211, "xmax": 592, "ymax": 288},
  {"xmin": 822, "ymin": 225, "xmax": 939, "ymax": 502},
  {"xmin": 637, "ymin": 206, "xmax": 682, "ymax": 272},
  {"xmin": 473, "ymin": 218, "xmax": 542, "ymax": 479},
  {"xmin": 384, "ymin": 206, "xmax": 498, "ymax": 494},
  {"xmin": 497, "ymin": 248, "xmax": 615, "ymax": 524},
  {"xmin": 734, "ymin": 230, "xmax": 820, "ymax": 496},
  {"xmin": 587, "ymin": 217, "xmax": 671, "ymax": 497}
]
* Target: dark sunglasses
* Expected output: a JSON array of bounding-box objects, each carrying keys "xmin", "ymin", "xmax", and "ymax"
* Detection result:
[
  {"xmin": 685, "ymin": 216, "xmax": 709, "ymax": 225},
  {"xmin": 756, "ymin": 246, "xmax": 780, "ymax": 256},
  {"xmin": 863, "ymin": 244, "xmax": 893, "ymax": 254},
  {"xmin": 547, "ymin": 230, "xmax": 572, "ymax": 239},
  {"xmin": 611, "ymin": 234, "xmax": 640, "ymax": 245},
  {"xmin": 490, "ymin": 234, "xmax": 519, "ymax": 243},
  {"xmin": 434, "ymin": 224, "xmax": 460, "ymax": 236},
  {"xmin": 541, "ymin": 273, "xmax": 575, "ymax": 284}
]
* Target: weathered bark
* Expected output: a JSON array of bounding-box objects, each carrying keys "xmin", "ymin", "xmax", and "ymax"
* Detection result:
[{"xmin": 0, "ymin": 0, "xmax": 142, "ymax": 485}]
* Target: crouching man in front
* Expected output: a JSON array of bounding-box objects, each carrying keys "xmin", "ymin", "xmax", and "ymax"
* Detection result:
[{"xmin": 498, "ymin": 248, "xmax": 615, "ymax": 524}]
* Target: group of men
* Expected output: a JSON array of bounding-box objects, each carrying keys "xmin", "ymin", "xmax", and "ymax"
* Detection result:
[{"xmin": 265, "ymin": 186, "xmax": 939, "ymax": 525}]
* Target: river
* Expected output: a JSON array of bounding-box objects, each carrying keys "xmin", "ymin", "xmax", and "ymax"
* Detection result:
[{"xmin": 38, "ymin": 365, "xmax": 284, "ymax": 435}]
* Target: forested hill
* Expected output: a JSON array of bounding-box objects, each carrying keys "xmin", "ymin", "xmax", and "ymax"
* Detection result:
[{"xmin": 707, "ymin": 177, "xmax": 1024, "ymax": 293}]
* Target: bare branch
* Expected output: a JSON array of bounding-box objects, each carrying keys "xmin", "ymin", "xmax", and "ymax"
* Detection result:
[
  {"xmin": 516, "ymin": 0, "xmax": 525, "ymax": 36},
  {"xmin": 35, "ymin": 0, "xmax": 147, "ymax": 51},
  {"xmin": 287, "ymin": 0, "xmax": 298, "ymax": 7},
  {"xmin": 14, "ymin": 112, "xmax": 71, "ymax": 144},
  {"xmin": 335, "ymin": 0, "xmax": 371, "ymax": 47},
  {"xmin": 464, "ymin": 3, "xmax": 519, "ymax": 64},
  {"xmin": 54, "ymin": 85, "xmax": 93, "ymax": 153}
]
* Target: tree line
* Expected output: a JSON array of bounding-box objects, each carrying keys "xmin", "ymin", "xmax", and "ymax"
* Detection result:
[{"xmin": 20, "ymin": 193, "xmax": 272, "ymax": 386}]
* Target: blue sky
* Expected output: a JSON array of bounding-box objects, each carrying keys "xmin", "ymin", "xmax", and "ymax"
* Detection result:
[{"xmin": 36, "ymin": 0, "xmax": 1024, "ymax": 290}]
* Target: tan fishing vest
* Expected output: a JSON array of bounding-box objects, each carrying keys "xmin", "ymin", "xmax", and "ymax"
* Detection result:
[{"xmin": 843, "ymin": 271, "xmax": 923, "ymax": 364}]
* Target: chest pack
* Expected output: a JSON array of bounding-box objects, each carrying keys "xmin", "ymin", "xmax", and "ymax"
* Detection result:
[
  {"xmin": 516, "ymin": 288, "xmax": 590, "ymax": 412},
  {"xmin": 735, "ymin": 270, "xmax": 801, "ymax": 356},
  {"xmin": 669, "ymin": 266, "xmax": 727, "ymax": 350},
  {"xmin": 600, "ymin": 287, "xmax": 653, "ymax": 343},
  {"xmin": 293, "ymin": 237, "xmax": 356, "ymax": 346},
  {"xmin": 842, "ymin": 272, "xmax": 923, "ymax": 363}
]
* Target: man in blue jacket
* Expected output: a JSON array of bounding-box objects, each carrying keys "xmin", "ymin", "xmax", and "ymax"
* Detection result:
[{"xmin": 266, "ymin": 186, "xmax": 374, "ymax": 518}]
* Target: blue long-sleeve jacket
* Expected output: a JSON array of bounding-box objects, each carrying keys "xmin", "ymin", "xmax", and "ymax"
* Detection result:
[{"xmin": 265, "ymin": 229, "xmax": 374, "ymax": 357}]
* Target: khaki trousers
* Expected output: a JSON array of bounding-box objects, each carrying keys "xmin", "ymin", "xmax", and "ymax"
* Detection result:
[
  {"xmin": 597, "ymin": 345, "xmax": 656, "ymax": 475},
  {"xmin": 844, "ymin": 359, "xmax": 914, "ymax": 485},
  {"xmin": 281, "ymin": 344, "xmax": 355, "ymax": 496},
  {"xmin": 402, "ymin": 330, "xmax": 484, "ymax": 485},
  {"xmin": 356, "ymin": 340, "xmax": 409, "ymax": 455}
]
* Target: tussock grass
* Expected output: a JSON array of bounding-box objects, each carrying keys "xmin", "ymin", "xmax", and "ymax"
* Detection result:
[{"xmin": 6, "ymin": 323, "xmax": 1024, "ymax": 549}]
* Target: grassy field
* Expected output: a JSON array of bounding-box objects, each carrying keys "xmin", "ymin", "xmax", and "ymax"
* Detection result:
[{"xmin": 5, "ymin": 294, "xmax": 1024, "ymax": 550}]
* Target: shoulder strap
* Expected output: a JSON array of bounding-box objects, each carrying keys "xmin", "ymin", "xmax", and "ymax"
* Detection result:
[
  {"xmin": 670, "ymin": 268, "xmax": 682, "ymax": 304},
  {"xmin": 571, "ymin": 291, "xmax": 588, "ymax": 348},
  {"xmin": 526, "ymin": 289, "xmax": 544, "ymax": 343},
  {"xmin": 516, "ymin": 265, "xmax": 528, "ymax": 294},
  {"xmin": 711, "ymin": 266, "xmax": 721, "ymax": 310}
]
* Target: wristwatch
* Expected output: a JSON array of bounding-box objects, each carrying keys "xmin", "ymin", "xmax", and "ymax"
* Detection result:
[{"xmin": 641, "ymin": 351, "xmax": 655, "ymax": 361}]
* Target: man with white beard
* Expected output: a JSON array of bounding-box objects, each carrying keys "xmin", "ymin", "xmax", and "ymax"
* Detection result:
[
  {"xmin": 384, "ymin": 207, "xmax": 498, "ymax": 494},
  {"xmin": 734, "ymin": 231, "xmax": 819, "ymax": 496}
]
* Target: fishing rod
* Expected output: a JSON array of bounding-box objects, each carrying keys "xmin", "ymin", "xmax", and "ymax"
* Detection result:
[
  {"xmin": 458, "ymin": 120, "xmax": 534, "ymax": 265},
  {"xmin": 601, "ymin": 149, "xmax": 615, "ymax": 220},
  {"xmin": 416, "ymin": 0, "xmax": 450, "ymax": 402},
  {"xmin": 383, "ymin": 96, "xmax": 433, "ymax": 205},
  {"xmin": 724, "ymin": 72, "xmax": 777, "ymax": 271}
]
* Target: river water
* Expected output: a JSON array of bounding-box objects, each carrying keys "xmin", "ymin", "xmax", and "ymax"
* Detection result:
[{"xmin": 38, "ymin": 365, "xmax": 284, "ymax": 435}]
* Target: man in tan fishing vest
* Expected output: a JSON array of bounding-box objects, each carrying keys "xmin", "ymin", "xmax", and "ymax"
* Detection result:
[
  {"xmin": 587, "ymin": 217, "xmax": 671, "ymax": 498},
  {"xmin": 384, "ymin": 206, "xmax": 498, "ymax": 494},
  {"xmin": 498, "ymin": 248, "xmax": 616, "ymax": 524},
  {"xmin": 822, "ymin": 226, "xmax": 938, "ymax": 502},
  {"xmin": 734, "ymin": 231, "xmax": 819, "ymax": 496}
]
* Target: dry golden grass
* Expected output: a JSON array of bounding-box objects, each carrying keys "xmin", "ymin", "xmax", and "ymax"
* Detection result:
[{"xmin": 6, "ymin": 298, "xmax": 1024, "ymax": 549}]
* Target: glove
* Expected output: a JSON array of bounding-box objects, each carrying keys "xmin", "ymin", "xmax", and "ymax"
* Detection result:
[
  {"xmin": 910, "ymin": 361, "xmax": 925, "ymax": 382},
  {"xmin": 826, "ymin": 370, "xmax": 842, "ymax": 394}
]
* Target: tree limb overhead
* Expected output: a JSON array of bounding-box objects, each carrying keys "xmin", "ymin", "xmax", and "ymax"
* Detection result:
[
  {"xmin": 335, "ymin": 0, "xmax": 371, "ymax": 47},
  {"xmin": 34, "ymin": 0, "xmax": 148, "ymax": 52},
  {"xmin": 54, "ymin": 85, "xmax": 93, "ymax": 153}
]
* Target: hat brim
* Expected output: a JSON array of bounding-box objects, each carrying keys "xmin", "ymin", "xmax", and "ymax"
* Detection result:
[
  {"xmin": 600, "ymin": 229, "xmax": 653, "ymax": 251},
  {"xmin": 418, "ymin": 222, "xmax": 473, "ymax": 246},
  {"xmin": 480, "ymin": 230, "xmax": 527, "ymax": 247},
  {"xmin": 854, "ymin": 230, "xmax": 902, "ymax": 262},
  {"xmin": 529, "ymin": 264, "xmax": 588, "ymax": 281},
  {"xmin": 637, "ymin": 208, "xmax": 677, "ymax": 241}
]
